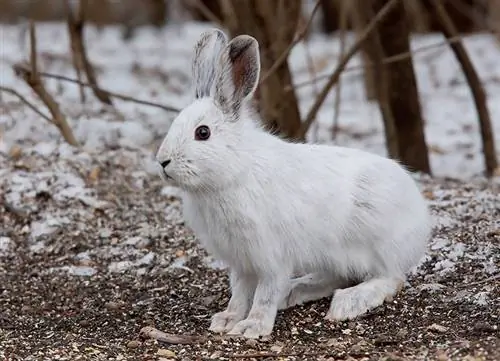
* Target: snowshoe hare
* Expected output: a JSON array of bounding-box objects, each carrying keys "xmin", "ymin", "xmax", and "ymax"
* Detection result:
[{"xmin": 156, "ymin": 29, "xmax": 432, "ymax": 339}]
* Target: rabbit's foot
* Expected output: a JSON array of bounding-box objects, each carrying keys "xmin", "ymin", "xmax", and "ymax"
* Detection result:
[
  {"xmin": 279, "ymin": 273, "xmax": 338, "ymax": 310},
  {"xmin": 325, "ymin": 277, "xmax": 404, "ymax": 321},
  {"xmin": 209, "ymin": 311, "xmax": 245, "ymax": 333},
  {"xmin": 227, "ymin": 317, "xmax": 274, "ymax": 339}
]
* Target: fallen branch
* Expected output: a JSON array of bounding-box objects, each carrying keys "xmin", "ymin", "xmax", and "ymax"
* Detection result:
[
  {"xmin": 431, "ymin": 0, "xmax": 498, "ymax": 177},
  {"xmin": 66, "ymin": 0, "xmax": 113, "ymax": 106},
  {"xmin": 139, "ymin": 326, "xmax": 203, "ymax": 345},
  {"xmin": 36, "ymin": 71, "xmax": 180, "ymax": 112},
  {"xmin": 259, "ymin": 0, "xmax": 321, "ymax": 85},
  {"xmin": 13, "ymin": 22, "xmax": 79, "ymax": 147},
  {"xmin": 298, "ymin": 0, "xmax": 400, "ymax": 139},
  {"xmin": 288, "ymin": 34, "xmax": 468, "ymax": 90}
]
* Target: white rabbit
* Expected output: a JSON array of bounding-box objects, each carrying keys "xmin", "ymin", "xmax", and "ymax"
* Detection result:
[{"xmin": 156, "ymin": 28, "xmax": 432, "ymax": 339}]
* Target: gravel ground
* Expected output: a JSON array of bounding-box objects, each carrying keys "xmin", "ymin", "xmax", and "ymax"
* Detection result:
[{"xmin": 0, "ymin": 145, "xmax": 499, "ymax": 361}]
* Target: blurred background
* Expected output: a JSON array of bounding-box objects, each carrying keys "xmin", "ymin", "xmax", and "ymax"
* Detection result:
[{"xmin": 0, "ymin": 0, "xmax": 499, "ymax": 178}]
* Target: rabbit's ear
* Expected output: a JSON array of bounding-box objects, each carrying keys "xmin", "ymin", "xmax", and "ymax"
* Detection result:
[
  {"xmin": 215, "ymin": 35, "xmax": 260, "ymax": 114},
  {"xmin": 192, "ymin": 29, "xmax": 228, "ymax": 99}
]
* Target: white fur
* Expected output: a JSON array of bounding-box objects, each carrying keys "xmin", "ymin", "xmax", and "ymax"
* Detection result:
[{"xmin": 156, "ymin": 29, "xmax": 432, "ymax": 339}]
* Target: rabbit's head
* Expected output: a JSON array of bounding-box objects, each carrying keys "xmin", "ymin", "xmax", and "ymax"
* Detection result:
[{"xmin": 156, "ymin": 29, "xmax": 262, "ymax": 191}]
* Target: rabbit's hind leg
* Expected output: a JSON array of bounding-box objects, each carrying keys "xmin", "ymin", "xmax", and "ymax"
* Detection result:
[
  {"xmin": 278, "ymin": 273, "xmax": 342, "ymax": 310},
  {"xmin": 325, "ymin": 276, "xmax": 404, "ymax": 321}
]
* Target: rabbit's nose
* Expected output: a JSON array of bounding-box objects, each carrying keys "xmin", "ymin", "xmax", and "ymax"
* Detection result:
[{"xmin": 160, "ymin": 159, "xmax": 171, "ymax": 168}]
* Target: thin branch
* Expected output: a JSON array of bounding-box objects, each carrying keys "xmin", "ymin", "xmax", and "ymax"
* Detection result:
[
  {"xmin": 13, "ymin": 21, "xmax": 79, "ymax": 147},
  {"xmin": 67, "ymin": 0, "xmax": 113, "ymax": 106},
  {"xmin": 288, "ymin": 34, "xmax": 469, "ymax": 90},
  {"xmin": 0, "ymin": 86, "xmax": 52, "ymax": 123},
  {"xmin": 65, "ymin": 0, "xmax": 86, "ymax": 103},
  {"xmin": 189, "ymin": 0, "xmax": 223, "ymax": 25},
  {"xmin": 332, "ymin": 0, "xmax": 350, "ymax": 140},
  {"xmin": 36, "ymin": 71, "xmax": 181, "ymax": 112},
  {"xmin": 298, "ymin": 0, "xmax": 400, "ymax": 139},
  {"xmin": 431, "ymin": 0, "xmax": 498, "ymax": 177},
  {"xmin": 259, "ymin": 0, "xmax": 321, "ymax": 85}
]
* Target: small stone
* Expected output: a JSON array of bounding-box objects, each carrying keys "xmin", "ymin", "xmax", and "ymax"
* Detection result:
[
  {"xmin": 126, "ymin": 340, "xmax": 142, "ymax": 348},
  {"xmin": 105, "ymin": 301, "xmax": 123, "ymax": 311},
  {"xmin": 435, "ymin": 350, "xmax": 450, "ymax": 361},
  {"xmin": 270, "ymin": 344, "xmax": 283, "ymax": 353},
  {"xmin": 341, "ymin": 328, "xmax": 352, "ymax": 335},
  {"xmin": 99, "ymin": 228, "xmax": 112, "ymax": 239},
  {"xmin": 395, "ymin": 328, "xmax": 408, "ymax": 338},
  {"xmin": 427, "ymin": 323, "xmax": 448, "ymax": 333},
  {"xmin": 245, "ymin": 339, "xmax": 258, "ymax": 347},
  {"xmin": 156, "ymin": 349, "xmax": 176, "ymax": 358},
  {"xmin": 473, "ymin": 321, "xmax": 494, "ymax": 333},
  {"xmin": 351, "ymin": 340, "xmax": 370, "ymax": 354},
  {"xmin": 175, "ymin": 249, "xmax": 185, "ymax": 257},
  {"xmin": 88, "ymin": 166, "xmax": 100, "ymax": 183},
  {"xmin": 9, "ymin": 144, "xmax": 22, "ymax": 160},
  {"xmin": 210, "ymin": 351, "xmax": 222, "ymax": 359}
]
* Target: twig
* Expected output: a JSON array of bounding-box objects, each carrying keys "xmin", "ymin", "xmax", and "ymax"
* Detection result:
[
  {"xmin": 431, "ymin": 0, "xmax": 498, "ymax": 177},
  {"xmin": 65, "ymin": 0, "xmax": 86, "ymax": 103},
  {"xmin": 66, "ymin": 0, "xmax": 113, "ymax": 106},
  {"xmin": 139, "ymin": 326, "xmax": 204, "ymax": 345},
  {"xmin": 332, "ymin": 0, "xmax": 350, "ymax": 140},
  {"xmin": 0, "ymin": 86, "xmax": 52, "ymax": 123},
  {"xmin": 289, "ymin": 34, "xmax": 468, "ymax": 90},
  {"xmin": 36, "ymin": 71, "xmax": 180, "ymax": 112},
  {"xmin": 14, "ymin": 21, "xmax": 79, "ymax": 147},
  {"xmin": 298, "ymin": 0, "xmax": 400, "ymax": 139},
  {"xmin": 259, "ymin": 0, "xmax": 321, "ymax": 85},
  {"xmin": 189, "ymin": 0, "xmax": 223, "ymax": 25},
  {"xmin": 459, "ymin": 274, "xmax": 500, "ymax": 288}
]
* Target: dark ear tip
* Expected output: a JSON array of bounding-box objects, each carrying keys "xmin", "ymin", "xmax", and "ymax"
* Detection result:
[
  {"xmin": 228, "ymin": 35, "xmax": 259, "ymax": 61},
  {"xmin": 230, "ymin": 35, "xmax": 258, "ymax": 50},
  {"xmin": 200, "ymin": 28, "xmax": 229, "ymax": 43}
]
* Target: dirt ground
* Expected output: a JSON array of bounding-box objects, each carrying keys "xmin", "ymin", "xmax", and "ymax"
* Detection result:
[{"xmin": 0, "ymin": 146, "xmax": 499, "ymax": 361}]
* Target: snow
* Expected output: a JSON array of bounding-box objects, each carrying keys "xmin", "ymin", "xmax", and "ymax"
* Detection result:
[{"xmin": 1, "ymin": 23, "xmax": 499, "ymax": 179}]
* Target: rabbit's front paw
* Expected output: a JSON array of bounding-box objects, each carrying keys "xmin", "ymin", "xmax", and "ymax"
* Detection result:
[
  {"xmin": 227, "ymin": 318, "xmax": 273, "ymax": 339},
  {"xmin": 209, "ymin": 311, "xmax": 244, "ymax": 333}
]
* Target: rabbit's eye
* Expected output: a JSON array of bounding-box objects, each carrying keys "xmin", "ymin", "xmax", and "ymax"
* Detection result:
[{"xmin": 195, "ymin": 125, "xmax": 211, "ymax": 141}]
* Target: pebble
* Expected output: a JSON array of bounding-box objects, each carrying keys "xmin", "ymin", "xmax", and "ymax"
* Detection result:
[
  {"xmin": 245, "ymin": 339, "xmax": 258, "ymax": 347},
  {"xmin": 156, "ymin": 349, "xmax": 176, "ymax": 358},
  {"xmin": 427, "ymin": 323, "xmax": 448, "ymax": 333},
  {"xmin": 126, "ymin": 340, "xmax": 142, "ymax": 348},
  {"xmin": 105, "ymin": 301, "xmax": 123, "ymax": 311},
  {"xmin": 0, "ymin": 236, "xmax": 11, "ymax": 252},
  {"xmin": 270, "ymin": 344, "xmax": 283, "ymax": 353}
]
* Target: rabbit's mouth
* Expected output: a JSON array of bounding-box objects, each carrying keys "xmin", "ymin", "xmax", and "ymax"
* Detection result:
[{"xmin": 162, "ymin": 170, "xmax": 174, "ymax": 181}]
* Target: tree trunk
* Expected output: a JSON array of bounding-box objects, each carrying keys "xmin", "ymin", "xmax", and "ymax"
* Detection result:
[
  {"xmin": 219, "ymin": 0, "xmax": 304, "ymax": 141},
  {"xmin": 355, "ymin": 2, "xmax": 398, "ymax": 156},
  {"xmin": 371, "ymin": 0, "xmax": 431, "ymax": 174},
  {"xmin": 431, "ymin": 0, "xmax": 498, "ymax": 176}
]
